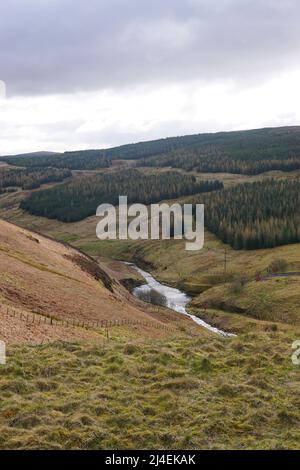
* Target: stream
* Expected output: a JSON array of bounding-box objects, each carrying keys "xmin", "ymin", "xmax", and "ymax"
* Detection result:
[{"xmin": 129, "ymin": 264, "xmax": 235, "ymax": 337}]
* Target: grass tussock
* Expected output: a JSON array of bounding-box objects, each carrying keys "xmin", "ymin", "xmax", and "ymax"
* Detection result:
[{"xmin": 0, "ymin": 330, "xmax": 299, "ymax": 450}]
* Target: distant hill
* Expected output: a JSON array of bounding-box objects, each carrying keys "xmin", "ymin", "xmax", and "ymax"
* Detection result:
[
  {"xmin": 1, "ymin": 151, "xmax": 60, "ymax": 159},
  {"xmin": 0, "ymin": 149, "xmax": 110, "ymax": 170},
  {"xmin": 2, "ymin": 126, "xmax": 300, "ymax": 173}
]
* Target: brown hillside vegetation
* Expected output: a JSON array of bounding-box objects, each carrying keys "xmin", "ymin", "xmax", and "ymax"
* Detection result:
[{"xmin": 0, "ymin": 220, "xmax": 195, "ymax": 344}]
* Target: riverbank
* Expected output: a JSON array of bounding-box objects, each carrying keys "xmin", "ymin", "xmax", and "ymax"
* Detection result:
[{"xmin": 129, "ymin": 264, "xmax": 235, "ymax": 337}]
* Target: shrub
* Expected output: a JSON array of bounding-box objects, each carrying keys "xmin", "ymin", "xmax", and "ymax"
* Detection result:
[
  {"xmin": 228, "ymin": 273, "xmax": 248, "ymax": 294},
  {"xmin": 267, "ymin": 259, "xmax": 288, "ymax": 274}
]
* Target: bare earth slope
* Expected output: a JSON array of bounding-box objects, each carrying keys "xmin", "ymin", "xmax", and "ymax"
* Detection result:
[{"xmin": 0, "ymin": 220, "xmax": 194, "ymax": 344}]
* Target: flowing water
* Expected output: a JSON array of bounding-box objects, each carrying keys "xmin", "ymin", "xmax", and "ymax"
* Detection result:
[{"xmin": 129, "ymin": 264, "xmax": 235, "ymax": 337}]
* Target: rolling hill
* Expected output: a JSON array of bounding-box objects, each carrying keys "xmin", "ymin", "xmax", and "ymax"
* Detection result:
[
  {"xmin": 2, "ymin": 126, "xmax": 300, "ymax": 173},
  {"xmin": 1, "ymin": 127, "xmax": 300, "ymax": 450},
  {"xmin": 0, "ymin": 219, "xmax": 193, "ymax": 344}
]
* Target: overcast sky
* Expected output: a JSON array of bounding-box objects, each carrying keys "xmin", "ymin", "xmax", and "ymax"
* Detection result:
[{"xmin": 1, "ymin": 0, "xmax": 300, "ymax": 155}]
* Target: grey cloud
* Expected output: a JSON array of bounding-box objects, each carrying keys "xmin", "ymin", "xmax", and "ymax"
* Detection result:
[
  {"xmin": 1, "ymin": 0, "xmax": 300, "ymax": 96},
  {"xmin": 91, "ymin": 119, "xmax": 222, "ymax": 149}
]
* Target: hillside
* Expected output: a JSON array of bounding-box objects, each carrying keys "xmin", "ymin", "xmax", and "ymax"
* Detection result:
[
  {"xmin": 0, "ymin": 329, "xmax": 299, "ymax": 450},
  {"xmin": 0, "ymin": 219, "xmax": 194, "ymax": 344},
  {"xmin": 0, "ymin": 151, "xmax": 60, "ymax": 159},
  {"xmin": 1, "ymin": 140, "xmax": 300, "ymax": 451},
  {"xmin": 2, "ymin": 126, "xmax": 300, "ymax": 173},
  {"xmin": 1, "ymin": 125, "xmax": 300, "ymax": 334}
]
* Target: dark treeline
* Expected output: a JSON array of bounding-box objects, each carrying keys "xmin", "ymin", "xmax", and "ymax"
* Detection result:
[
  {"xmin": 2, "ymin": 134, "xmax": 218, "ymax": 166},
  {"xmin": 2, "ymin": 150, "xmax": 111, "ymax": 170},
  {"xmin": 3, "ymin": 126, "xmax": 300, "ymax": 173},
  {"xmin": 193, "ymin": 179, "xmax": 300, "ymax": 249},
  {"xmin": 138, "ymin": 126, "xmax": 300, "ymax": 175},
  {"xmin": 140, "ymin": 149, "xmax": 300, "ymax": 175},
  {"xmin": 20, "ymin": 169, "xmax": 223, "ymax": 222},
  {"xmin": 0, "ymin": 167, "xmax": 71, "ymax": 190},
  {"xmin": 81, "ymin": 126, "xmax": 300, "ymax": 166}
]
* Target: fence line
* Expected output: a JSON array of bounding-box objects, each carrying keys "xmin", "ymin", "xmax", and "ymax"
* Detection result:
[{"xmin": 0, "ymin": 305, "xmax": 181, "ymax": 334}]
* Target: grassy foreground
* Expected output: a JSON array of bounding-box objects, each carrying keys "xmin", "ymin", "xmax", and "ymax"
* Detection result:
[{"xmin": 0, "ymin": 328, "xmax": 299, "ymax": 450}]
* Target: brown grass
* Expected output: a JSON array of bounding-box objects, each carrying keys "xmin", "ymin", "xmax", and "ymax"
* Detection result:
[{"xmin": 0, "ymin": 220, "xmax": 198, "ymax": 344}]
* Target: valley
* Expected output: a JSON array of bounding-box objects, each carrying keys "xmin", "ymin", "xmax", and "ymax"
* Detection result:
[
  {"xmin": 1, "ymin": 176, "xmax": 299, "ymax": 333},
  {"xmin": 1, "ymin": 126, "xmax": 300, "ymax": 450}
]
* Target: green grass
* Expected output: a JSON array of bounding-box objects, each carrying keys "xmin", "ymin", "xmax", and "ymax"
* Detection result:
[
  {"xmin": 0, "ymin": 329, "xmax": 299, "ymax": 450},
  {"xmin": 194, "ymin": 276, "xmax": 300, "ymax": 325},
  {"xmin": 54, "ymin": 233, "xmax": 81, "ymax": 244}
]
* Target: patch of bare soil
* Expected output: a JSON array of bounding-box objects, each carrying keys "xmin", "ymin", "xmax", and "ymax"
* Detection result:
[{"xmin": 64, "ymin": 253, "xmax": 113, "ymax": 291}]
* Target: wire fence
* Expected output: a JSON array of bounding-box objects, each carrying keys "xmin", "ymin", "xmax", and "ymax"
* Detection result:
[{"xmin": 0, "ymin": 304, "xmax": 184, "ymax": 334}]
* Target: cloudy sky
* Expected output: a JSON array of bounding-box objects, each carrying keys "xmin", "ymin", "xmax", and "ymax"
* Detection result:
[{"xmin": 1, "ymin": 0, "xmax": 300, "ymax": 155}]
